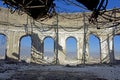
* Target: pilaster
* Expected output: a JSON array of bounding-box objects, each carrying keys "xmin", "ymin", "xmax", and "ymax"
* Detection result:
[
  {"xmin": 6, "ymin": 31, "xmax": 19, "ymax": 61},
  {"xmin": 100, "ymin": 35, "xmax": 110, "ymax": 63}
]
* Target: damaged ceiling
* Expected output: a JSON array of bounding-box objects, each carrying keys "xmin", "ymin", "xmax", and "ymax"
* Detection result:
[
  {"xmin": 2, "ymin": 0, "xmax": 108, "ymax": 22},
  {"xmin": 2, "ymin": 0, "xmax": 54, "ymax": 20}
]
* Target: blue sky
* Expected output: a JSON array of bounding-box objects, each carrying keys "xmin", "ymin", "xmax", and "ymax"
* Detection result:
[
  {"xmin": 106, "ymin": 0, "xmax": 120, "ymax": 9},
  {"xmin": 54, "ymin": 0, "xmax": 120, "ymax": 12},
  {"xmin": 0, "ymin": 0, "xmax": 119, "ymax": 11},
  {"xmin": 0, "ymin": 0, "xmax": 120, "ymax": 59}
]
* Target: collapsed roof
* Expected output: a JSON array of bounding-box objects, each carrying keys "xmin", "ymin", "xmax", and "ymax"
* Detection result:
[
  {"xmin": 2, "ymin": 0, "xmax": 108, "ymax": 22},
  {"xmin": 3, "ymin": 0, "xmax": 54, "ymax": 20},
  {"xmin": 76, "ymin": 0, "xmax": 100, "ymax": 11}
]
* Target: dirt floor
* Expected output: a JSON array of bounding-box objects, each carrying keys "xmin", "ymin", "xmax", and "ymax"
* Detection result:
[
  {"xmin": 10, "ymin": 71, "xmax": 107, "ymax": 80},
  {"xmin": 0, "ymin": 61, "xmax": 120, "ymax": 80}
]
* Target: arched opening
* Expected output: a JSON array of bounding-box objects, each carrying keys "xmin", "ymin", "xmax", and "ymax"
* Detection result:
[
  {"xmin": 66, "ymin": 37, "xmax": 77, "ymax": 61},
  {"xmin": 0, "ymin": 34, "xmax": 6, "ymax": 59},
  {"xmin": 114, "ymin": 35, "xmax": 120, "ymax": 61},
  {"xmin": 43, "ymin": 37, "xmax": 54, "ymax": 62},
  {"xmin": 89, "ymin": 34, "xmax": 100, "ymax": 63},
  {"xmin": 19, "ymin": 35, "xmax": 31, "ymax": 62}
]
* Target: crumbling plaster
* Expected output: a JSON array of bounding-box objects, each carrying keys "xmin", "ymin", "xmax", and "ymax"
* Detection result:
[{"xmin": 0, "ymin": 7, "xmax": 119, "ymax": 64}]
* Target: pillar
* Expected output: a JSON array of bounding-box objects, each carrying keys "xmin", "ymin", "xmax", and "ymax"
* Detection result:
[
  {"xmin": 100, "ymin": 36, "xmax": 110, "ymax": 63},
  {"xmin": 77, "ymin": 38, "xmax": 80, "ymax": 61},
  {"xmin": 85, "ymin": 39, "xmax": 89, "ymax": 63},
  {"xmin": 58, "ymin": 34, "xmax": 66, "ymax": 64},
  {"xmin": 81, "ymin": 33, "xmax": 88, "ymax": 64},
  {"xmin": 6, "ymin": 31, "xmax": 20, "ymax": 61},
  {"xmin": 77, "ymin": 37, "xmax": 84, "ymax": 63},
  {"xmin": 108, "ymin": 36, "xmax": 114, "ymax": 63}
]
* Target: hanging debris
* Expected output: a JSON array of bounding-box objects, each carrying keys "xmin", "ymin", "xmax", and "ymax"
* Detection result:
[
  {"xmin": 76, "ymin": 0, "xmax": 108, "ymax": 23},
  {"xmin": 2, "ymin": 0, "xmax": 109, "ymax": 23},
  {"xmin": 2, "ymin": 0, "xmax": 55, "ymax": 20},
  {"xmin": 76, "ymin": 0, "xmax": 100, "ymax": 11}
]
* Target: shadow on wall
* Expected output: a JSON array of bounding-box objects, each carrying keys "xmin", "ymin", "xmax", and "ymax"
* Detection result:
[
  {"xmin": 58, "ymin": 43, "xmax": 63, "ymax": 52},
  {"xmin": 31, "ymin": 33, "xmax": 47, "ymax": 64},
  {"xmin": 12, "ymin": 52, "xmax": 19, "ymax": 58},
  {"xmin": 31, "ymin": 33, "xmax": 42, "ymax": 52},
  {"xmin": 5, "ymin": 52, "xmax": 19, "ymax": 62}
]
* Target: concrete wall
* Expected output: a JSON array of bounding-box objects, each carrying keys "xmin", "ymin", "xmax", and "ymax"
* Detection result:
[{"xmin": 0, "ymin": 7, "xmax": 120, "ymax": 64}]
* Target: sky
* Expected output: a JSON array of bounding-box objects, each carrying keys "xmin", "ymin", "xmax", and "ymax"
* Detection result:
[{"xmin": 0, "ymin": 0, "xmax": 120, "ymax": 60}]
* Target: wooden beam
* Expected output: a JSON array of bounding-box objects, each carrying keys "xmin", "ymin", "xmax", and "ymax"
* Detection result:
[
  {"xmin": 25, "ymin": 5, "xmax": 46, "ymax": 8},
  {"xmin": 22, "ymin": 0, "xmax": 25, "ymax": 4},
  {"xmin": 38, "ymin": 0, "xmax": 44, "ymax": 4},
  {"xmin": 26, "ymin": 0, "xmax": 33, "ymax": 6}
]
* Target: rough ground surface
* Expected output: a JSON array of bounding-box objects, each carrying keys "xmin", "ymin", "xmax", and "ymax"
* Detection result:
[{"xmin": 0, "ymin": 60, "xmax": 120, "ymax": 80}]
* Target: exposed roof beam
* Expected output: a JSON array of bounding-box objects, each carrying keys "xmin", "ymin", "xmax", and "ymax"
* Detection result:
[{"xmin": 25, "ymin": 5, "xmax": 46, "ymax": 8}]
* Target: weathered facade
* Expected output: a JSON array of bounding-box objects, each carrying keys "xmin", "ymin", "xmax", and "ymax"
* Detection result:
[{"xmin": 0, "ymin": 7, "xmax": 120, "ymax": 65}]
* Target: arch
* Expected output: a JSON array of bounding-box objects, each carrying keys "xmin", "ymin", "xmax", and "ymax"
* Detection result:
[
  {"xmin": 113, "ymin": 35, "xmax": 120, "ymax": 61},
  {"xmin": 43, "ymin": 36, "xmax": 55, "ymax": 62},
  {"xmin": 88, "ymin": 34, "xmax": 100, "ymax": 63},
  {"xmin": 0, "ymin": 33, "xmax": 7, "ymax": 60},
  {"xmin": 66, "ymin": 36, "xmax": 77, "ymax": 61},
  {"xmin": 19, "ymin": 35, "xmax": 32, "ymax": 62}
]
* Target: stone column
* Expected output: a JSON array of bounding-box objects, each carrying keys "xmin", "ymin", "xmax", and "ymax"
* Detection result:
[
  {"xmin": 77, "ymin": 38, "xmax": 80, "ymax": 60},
  {"xmin": 81, "ymin": 33, "xmax": 88, "ymax": 64},
  {"xmin": 85, "ymin": 40, "xmax": 89, "ymax": 63},
  {"xmin": 100, "ymin": 36, "xmax": 110, "ymax": 63},
  {"xmin": 6, "ymin": 31, "xmax": 20, "ymax": 61},
  {"xmin": 108, "ymin": 36, "xmax": 114, "ymax": 63},
  {"xmin": 58, "ymin": 34, "xmax": 66, "ymax": 64},
  {"xmin": 77, "ymin": 37, "xmax": 83, "ymax": 63}
]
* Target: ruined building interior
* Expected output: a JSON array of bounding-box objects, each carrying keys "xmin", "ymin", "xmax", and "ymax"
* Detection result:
[{"xmin": 0, "ymin": 0, "xmax": 120, "ymax": 65}]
